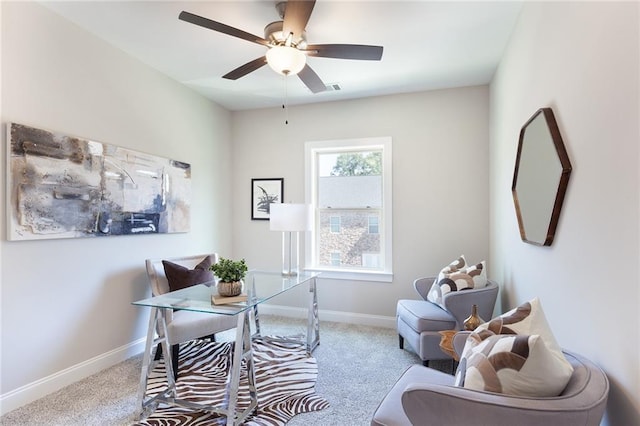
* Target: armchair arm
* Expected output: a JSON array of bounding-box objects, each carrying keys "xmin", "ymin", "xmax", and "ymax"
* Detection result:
[
  {"xmin": 401, "ymin": 383, "xmax": 591, "ymax": 426},
  {"xmin": 441, "ymin": 280, "xmax": 498, "ymax": 329},
  {"xmin": 453, "ymin": 331, "xmax": 471, "ymax": 356},
  {"xmin": 413, "ymin": 277, "xmax": 436, "ymax": 300}
]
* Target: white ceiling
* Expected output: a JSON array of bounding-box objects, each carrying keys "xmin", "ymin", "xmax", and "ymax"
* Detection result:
[{"xmin": 40, "ymin": 1, "xmax": 523, "ymax": 111}]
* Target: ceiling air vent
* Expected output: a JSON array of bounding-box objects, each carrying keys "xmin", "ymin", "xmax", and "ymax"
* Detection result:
[{"xmin": 325, "ymin": 83, "xmax": 341, "ymax": 91}]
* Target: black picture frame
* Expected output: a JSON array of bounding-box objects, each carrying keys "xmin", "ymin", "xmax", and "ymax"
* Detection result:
[{"xmin": 251, "ymin": 178, "xmax": 284, "ymax": 220}]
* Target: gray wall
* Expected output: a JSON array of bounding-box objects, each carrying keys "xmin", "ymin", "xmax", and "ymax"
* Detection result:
[
  {"xmin": 489, "ymin": 2, "xmax": 639, "ymax": 425},
  {"xmin": 230, "ymin": 87, "xmax": 491, "ymax": 318},
  {"xmin": 0, "ymin": 2, "xmax": 233, "ymax": 408}
]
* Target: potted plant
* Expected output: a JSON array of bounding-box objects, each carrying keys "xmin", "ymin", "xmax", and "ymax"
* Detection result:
[{"xmin": 210, "ymin": 257, "xmax": 248, "ymax": 297}]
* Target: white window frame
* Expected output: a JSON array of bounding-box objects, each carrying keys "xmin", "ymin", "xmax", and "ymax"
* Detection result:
[{"xmin": 305, "ymin": 137, "xmax": 393, "ymax": 282}]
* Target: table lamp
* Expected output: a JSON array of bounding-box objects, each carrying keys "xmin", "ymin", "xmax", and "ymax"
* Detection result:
[{"xmin": 270, "ymin": 203, "xmax": 312, "ymax": 276}]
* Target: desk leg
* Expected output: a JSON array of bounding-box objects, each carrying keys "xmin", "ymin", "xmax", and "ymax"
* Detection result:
[
  {"xmin": 136, "ymin": 307, "xmax": 157, "ymax": 418},
  {"xmin": 136, "ymin": 307, "xmax": 175, "ymax": 420},
  {"xmin": 307, "ymin": 277, "xmax": 320, "ymax": 353},
  {"xmin": 225, "ymin": 311, "xmax": 257, "ymax": 425}
]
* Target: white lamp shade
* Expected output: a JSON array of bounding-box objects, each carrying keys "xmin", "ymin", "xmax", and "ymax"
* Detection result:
[
  {"xmin": 270, "ymin": 203, "xmax": 312, "ymax": 232},
  {"xmin": 266, "ymin": 46, "xmax": 306, "ymax": 76}
]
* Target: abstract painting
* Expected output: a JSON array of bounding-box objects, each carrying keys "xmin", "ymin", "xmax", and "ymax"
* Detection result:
[{"xmin": 7, "ymin": 122, "xmax": 191, "ymax": 240}]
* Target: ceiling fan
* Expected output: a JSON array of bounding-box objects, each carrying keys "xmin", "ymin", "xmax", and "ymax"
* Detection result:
[{"xmin": 178, "ymin": 0, "xmax": 383, "ymax": 94}]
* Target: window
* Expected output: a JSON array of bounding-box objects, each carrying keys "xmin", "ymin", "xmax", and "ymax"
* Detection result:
[
  {"xmin": 330, "ymin": 216, "xmax": 341, "ymax": 233},
  {"xmin": 305, "ymin": 137, "xmax": 392, "ymax": 282},
  {"xmin": 368, "ymin": 216, "xmax": 379, "ymax": 234}
]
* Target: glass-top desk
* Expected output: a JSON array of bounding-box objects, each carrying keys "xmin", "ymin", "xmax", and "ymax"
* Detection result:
[{"xmin": 133, "ymin": 271, "xmax": 320, "ymax": 425}]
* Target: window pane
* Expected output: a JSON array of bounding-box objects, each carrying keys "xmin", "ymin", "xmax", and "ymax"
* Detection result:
[
  {"xmin": 318, "ymin": 209, "xmax": 381, "ymax": 269},
  {"xmin": 318, "ymin": 151, "xmax": 382, "ymax": 209}
]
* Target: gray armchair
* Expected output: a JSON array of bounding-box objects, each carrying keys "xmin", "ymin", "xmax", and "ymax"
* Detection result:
[
  {"xmin": 145, "ymin": 254, "xmax": 237, "ymax": 379},
  {"xmin": 371, "ymin": 344, "xmax": 609, "ymax": 426},
  {"xmin": 397, "ymin": 277, "xmax": 498, "ymax": 365}
]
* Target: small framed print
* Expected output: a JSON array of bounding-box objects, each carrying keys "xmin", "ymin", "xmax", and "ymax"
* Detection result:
[{"xmin": 251, "ymin": 178, "xmax": 283, "ymax": 220}]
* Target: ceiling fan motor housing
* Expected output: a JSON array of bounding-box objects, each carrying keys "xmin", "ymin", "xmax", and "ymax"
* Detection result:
[{"xmin": 264, "ymin": 21, "xmax": 307, "ymax": 49}]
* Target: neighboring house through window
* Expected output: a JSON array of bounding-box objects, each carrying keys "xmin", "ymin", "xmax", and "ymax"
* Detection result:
[
  {"xmin": 305, "ymin": 137, "xmax": 392, "ymax": 282},
  {"xmin": 330, "ymin": 216, "xmax": 341, "ymax": 233},
  {"xmin": 368, "ymin": 216, "xmax": 379, "ymax": 234}
]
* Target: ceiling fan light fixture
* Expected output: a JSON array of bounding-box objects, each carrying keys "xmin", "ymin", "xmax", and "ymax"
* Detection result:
[{"xmin": 266, "ymin": 45, "xmax": 306, "ymax": 76}]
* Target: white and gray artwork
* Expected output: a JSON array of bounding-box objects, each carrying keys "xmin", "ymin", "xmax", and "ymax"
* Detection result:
[{"xmin": 7, "ymin": 123, "xmax": 191, "ymax": 240}]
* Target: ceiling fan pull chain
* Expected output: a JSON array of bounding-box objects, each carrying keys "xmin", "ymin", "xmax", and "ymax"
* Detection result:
[{"xmin": 282, "ymin": 73, "xmax": 290, "ymax": 125}]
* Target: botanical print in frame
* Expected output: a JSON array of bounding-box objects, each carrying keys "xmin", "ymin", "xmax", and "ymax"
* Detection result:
[
  {"xmin": 251, "ymin": 178, "xmax": 283, "ymax": 220},
  {"xmin": 7, "ymin": 122, "xmax": 191, "ymax": 240}
]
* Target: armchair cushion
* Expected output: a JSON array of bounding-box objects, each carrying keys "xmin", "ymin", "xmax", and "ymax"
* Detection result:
[
  {"xmin": 458, "ymin": 333, "xmax": 574, "ymax": 397},
  {"xmin": 162, "ymin": 255, "xmax": 214, "ymax": 292},
  {"xmin": 397, "ymin": 299, "xmax": 457, "ymax": 332}
]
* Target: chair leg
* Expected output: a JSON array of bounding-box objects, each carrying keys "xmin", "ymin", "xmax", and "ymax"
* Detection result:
[
  {"xmin": 154, "ymin": 343, "xmax": 162, "ymax": 361},
  {"xmin": 423, "ymin": 360, "xmax": 429, "ymax": 367},
  {"xmin": 399, "ymin": 335, "xmax": 404, "ymax": 350},
  {"xmin": 171, "ymin": 344, "xmax": 179, "ymax": 381},
  {"xmin": 153, "ymin": 343, "xmax": 179, "ymax": 381}
]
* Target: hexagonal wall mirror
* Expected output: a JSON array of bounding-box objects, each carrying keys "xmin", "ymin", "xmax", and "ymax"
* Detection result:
[{"xmin": 512, "ymin": 108, "xmax": 572, "ymax": 246}]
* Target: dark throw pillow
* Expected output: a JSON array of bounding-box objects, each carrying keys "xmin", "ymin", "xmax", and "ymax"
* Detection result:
[{"xmin": 162, "ymin": 255, "xmax": 214, "ymax": 292}]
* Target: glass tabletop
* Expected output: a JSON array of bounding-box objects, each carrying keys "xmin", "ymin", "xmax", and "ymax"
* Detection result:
[{"xmin": 132, "ymin": 270, "xmax": 319, "ymax": 316}]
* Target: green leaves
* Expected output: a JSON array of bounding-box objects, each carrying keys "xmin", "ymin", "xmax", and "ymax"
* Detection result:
[
  {"xmin": 210, "ymin": 257, "xmax": 248, "ymax": 282},
  {"xmin": 330, "ymin": 151, "xmax": 382, "ymax": 176}
]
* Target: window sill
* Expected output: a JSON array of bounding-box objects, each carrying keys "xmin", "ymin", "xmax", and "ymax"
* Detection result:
[{"xmin": 304, "ymin": 267, "xmax": 393, "ymax": 283}]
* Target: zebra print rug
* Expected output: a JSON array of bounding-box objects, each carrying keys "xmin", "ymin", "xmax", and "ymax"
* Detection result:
[{"xmin": 135, "ymin": 337, "xmax": 329, "ymax": 425}]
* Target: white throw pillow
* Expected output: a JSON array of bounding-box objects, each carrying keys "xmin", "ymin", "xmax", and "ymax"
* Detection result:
[
  {"xmin": 474, "ymin": 297, "xmax": 566, "ymax": 365},
  {"xmin": 459, "ymin": 333, "xmax": 573, "ymax": 397}
]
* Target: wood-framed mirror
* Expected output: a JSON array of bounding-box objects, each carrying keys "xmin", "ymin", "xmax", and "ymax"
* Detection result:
[{"xmin": 512, "ymin": 108, "xmax": 572, "ymax": 246}]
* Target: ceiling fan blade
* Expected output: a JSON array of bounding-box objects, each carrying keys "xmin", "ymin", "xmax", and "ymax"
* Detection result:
[
  {"xmin": 222, "ymin": 56, "xmax": 268, "ymax": 80},
  {"xmin": 305, "ymin": 44, "xmax": 383, "ymax": 61},
  {"xmin": 283, "ymin": 0, "xmax": 316, "ymax": 41},
  {"xmin": 298, "ymin": 64, "xmax": 326, "ymax": 94},
  {"xmin": 179, "ymin": 11, "xmax": 269, "ymax": 47}
]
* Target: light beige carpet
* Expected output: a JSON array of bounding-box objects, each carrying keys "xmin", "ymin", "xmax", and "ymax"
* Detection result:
[{"xmin": 1, "ymin": 316, "xmax": 450, "ymax": 425}]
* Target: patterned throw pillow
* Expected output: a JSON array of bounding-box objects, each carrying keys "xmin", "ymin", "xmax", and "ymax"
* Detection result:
[
  {"xmin": 428, "ymin": 261, "xmax": 487, "ymax": 307},
  {"xmin": 427, "ymin": 255, "xmax": 467, "ymax": 304},
  {"xmin": 437, "ymin": 255, "xmax": 467, "ymax": 281},
  {"xmin": 458, "ymin": 333, "xmax": 574, "ymax": 397},
  {"xmin": 162, "ymin": 256, "xmax": 214, "ymax": 292},
  {"xmin": 474, "ymin": 297, "xmax": 566, "ymax": 364}
]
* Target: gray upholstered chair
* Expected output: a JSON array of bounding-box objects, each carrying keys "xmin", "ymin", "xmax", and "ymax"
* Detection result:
[
  {"xmin": 397, "ymin": 277, "xmax": 498, "ymax": 365},
  {"xmin": 145, "ymin": 254, "xmax": 237, "ymax": 379},
  {"xmin": 371, "ymin": 335, "xmax": 609, "ymax": 426}
]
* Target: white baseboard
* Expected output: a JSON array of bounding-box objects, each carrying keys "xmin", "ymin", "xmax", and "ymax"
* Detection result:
[
  {"xmin": 0, "ymin": 337, "xmax": 146, "ymax": 416},
  {"xmin": 0, "ymin": 308, "xmax": 395, "ymax": 416},
  {"xmin": 259, "ymin": 304, "xmax": 397, "ymax": 329}
]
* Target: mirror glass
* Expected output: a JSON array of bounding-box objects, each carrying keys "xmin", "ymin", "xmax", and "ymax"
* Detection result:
[{"xmin": 512, "ymin": 108, "xmax": 572, "ymax": 246}]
